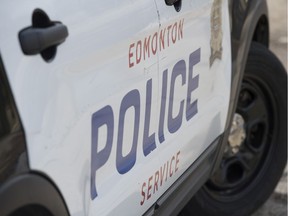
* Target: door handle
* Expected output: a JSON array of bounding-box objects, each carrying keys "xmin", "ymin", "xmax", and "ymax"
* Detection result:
[
  {"xmin": 165, "ymin": 0, "xmax": 182, "ymax": 12},
  {"xmin": 165, "ymin": 0, "xmax": 180, "ymax": 6},
  {"xmin": 19, "ymin": 23, "xmax": 68, "ymax": 55}
]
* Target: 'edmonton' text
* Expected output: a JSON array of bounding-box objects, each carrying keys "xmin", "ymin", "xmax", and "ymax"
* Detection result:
[{"xmin": 129, "ymin": 19, "xmax": 184, "ymax": 68}]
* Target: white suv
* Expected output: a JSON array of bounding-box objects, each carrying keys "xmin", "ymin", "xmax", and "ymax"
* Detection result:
[{"xmin": 0, "ymin": 0, "xmax": 286, "ymax": 215}]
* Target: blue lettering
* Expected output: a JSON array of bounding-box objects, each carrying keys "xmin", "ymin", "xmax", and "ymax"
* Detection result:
[
  {"xmin": 143, "ymin": 79, "xmax": 156, "ymax": 156},
  {"xmin": 186, "ymin": 49, "xmax": 200, "ymax": 121},
  {"xmin": 116, "ymin": 90, "xmax": 140, "ymax": 174},
  {"xmin": 158, "ymin": 70, "xmax": 168, "ymax": 143},
  {"xmin": 168, "ymin": 60, "xmax": 186, "ymax": 133},
  {"xmin": 91, "ymin": 106, "xmax": 114, "ymax": 200},
  {"xmin": 90, "ymin": 48, "xmax": 201, "ymax": 200}
]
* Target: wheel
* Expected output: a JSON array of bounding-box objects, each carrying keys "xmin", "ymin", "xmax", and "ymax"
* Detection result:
[{"xmin": 180, "ymin": 42, "xmax": 287, "ymax": 216}]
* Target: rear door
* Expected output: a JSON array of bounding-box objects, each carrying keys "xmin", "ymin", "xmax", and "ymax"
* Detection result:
[
  {"xmin": 150, "ymin": 0, "xmax": 232, "ymax": 200},
  {"xmin": 0, "ymin": 1, "xmax": 160, "ymax": 215}
]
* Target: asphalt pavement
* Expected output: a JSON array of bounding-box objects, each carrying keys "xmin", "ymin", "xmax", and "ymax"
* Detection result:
[{"xmin": 252, "ymin": 0, "xmax": 287, "ymax": 215}]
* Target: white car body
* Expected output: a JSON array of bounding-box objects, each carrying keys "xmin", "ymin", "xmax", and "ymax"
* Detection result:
[{"xmin": 0, "ymin": 0, "xmax": 231, "ymax": 215}]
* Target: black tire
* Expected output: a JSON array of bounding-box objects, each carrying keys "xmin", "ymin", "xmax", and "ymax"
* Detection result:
[
  {"xmin": 180, "ymin": 42, "xmax": 287, "ymax": 216},
  {"xmin": 9, "ymin": 205, "xmax": 53, "ymax": 216}
]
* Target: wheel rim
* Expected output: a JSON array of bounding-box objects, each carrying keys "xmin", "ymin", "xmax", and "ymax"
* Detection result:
[{"xmin": 205, "ymin": 74, "xmax": 277, "ymax": 200}]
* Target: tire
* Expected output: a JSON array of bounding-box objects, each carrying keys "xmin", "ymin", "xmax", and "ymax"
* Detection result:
[
  {"xmin": 9, "ymin": 205, "xmax": 53, "ymax": 216},
  {"xmin": 180, "ymin": 42, "xmax": 287, "ymax": 216}
]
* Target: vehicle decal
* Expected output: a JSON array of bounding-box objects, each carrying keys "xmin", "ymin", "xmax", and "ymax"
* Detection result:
[
  {"xmin": 91, "ymin": 48, "xmax": 201, "ymax": 200},
  {"xmin": 140, "ymin": 151, "xmax": 181, "ymax": 205},
  {"xmin": 128, "ymin": 19, "xmax": 185, "ymax": 68},
  {"xmin": 210, "ymin": 0, "xmax": 223, "ymax": 67}
]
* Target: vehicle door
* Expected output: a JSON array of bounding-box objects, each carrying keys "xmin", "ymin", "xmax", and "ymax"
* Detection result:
[
  {"xmin": 151, "ymin": 0, "xmax": 232, "ymax": 195},
  {"xmin": 0, "ymin": 0, "xmax": 160, "ymax": 215}
]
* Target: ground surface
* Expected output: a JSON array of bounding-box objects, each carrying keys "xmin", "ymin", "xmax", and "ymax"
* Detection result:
[{"xmin": 252, "ymin": 0, "xmax": 287, "ymax": 215}]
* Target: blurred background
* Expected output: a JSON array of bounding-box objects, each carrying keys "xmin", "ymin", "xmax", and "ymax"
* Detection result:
[{"xmin": 253, "ymin": 0, "xmax": 287, "ymax": 215}]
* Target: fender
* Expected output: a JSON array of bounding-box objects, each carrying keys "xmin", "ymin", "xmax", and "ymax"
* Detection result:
[
  {"xmin": 0, "ymin": 55, "xmax": 69, "ymax": 216},
  {"xmin": 0, "ymin": 54, "xmax": 29, "ymax": 185}
]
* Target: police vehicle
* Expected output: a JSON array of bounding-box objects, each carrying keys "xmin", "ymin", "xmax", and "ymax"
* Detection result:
[{"xmin": 0, "ymin": 0, "xmax": 286, "ymax": 215}]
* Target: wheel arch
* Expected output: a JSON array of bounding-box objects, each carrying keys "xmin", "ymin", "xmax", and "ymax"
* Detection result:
[
  {"xmin": 0, "ymin": 172, "xmax": 70, "ymax": 216},
  {"xmin": 252, "ymin": 14, "xmax": 269, "ymax": 48}
]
